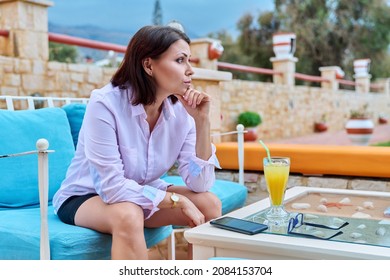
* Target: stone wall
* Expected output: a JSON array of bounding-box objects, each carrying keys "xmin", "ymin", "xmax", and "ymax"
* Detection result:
[
  {"xmin": 219, "ymin": 80, "xmax": 390, "ymax": 141},
  {"xmin": 0, "ymin": 56, "xmax": 115, "ymax": 100}
]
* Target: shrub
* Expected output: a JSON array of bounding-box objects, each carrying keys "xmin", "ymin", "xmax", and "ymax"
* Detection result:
[{"xmin": 237, "ymin": 111, "xmax": 262, "ymax": 127}]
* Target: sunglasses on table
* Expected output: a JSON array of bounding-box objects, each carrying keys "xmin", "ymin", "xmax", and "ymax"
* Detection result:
[{"xmin": 287, "ymin": 213, "xmax": 349, "ymax": 240}]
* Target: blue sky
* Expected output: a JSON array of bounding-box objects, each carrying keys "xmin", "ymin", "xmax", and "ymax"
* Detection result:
[{"xmin": 48, "ymin": 0, "xmax": 274, "ymax": 38}]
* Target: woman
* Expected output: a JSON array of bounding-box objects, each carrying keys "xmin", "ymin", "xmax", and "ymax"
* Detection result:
[{"xmin": 52, "ymin": 25, "xmax": 222, "ymax": 259}]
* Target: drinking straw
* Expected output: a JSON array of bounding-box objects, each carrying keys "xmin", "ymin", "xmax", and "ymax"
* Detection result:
[{"xmin": 259, "ymin": 140, "xmax": 271, "ymax": 162}]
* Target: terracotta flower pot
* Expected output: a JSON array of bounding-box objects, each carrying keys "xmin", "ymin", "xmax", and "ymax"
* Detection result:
[
  {"xmin": 244, "ymin": 127, "xmax": 258, "ymax": 142},
  {"xmin": 378, "ymin": 117, "xmax": 388, "ymax": 125},
  {"xmin": 314, "ymin": 122, "xmax": 328, "ymax": 133},
  {"xmin": 345, "ymin": 118, "xmax": 374, "ymax": 146}
]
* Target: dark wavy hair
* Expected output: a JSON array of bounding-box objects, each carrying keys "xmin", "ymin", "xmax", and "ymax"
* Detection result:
[{"xmin": 111, "ymin": 25, "xmax": 191, "ymax": 105}]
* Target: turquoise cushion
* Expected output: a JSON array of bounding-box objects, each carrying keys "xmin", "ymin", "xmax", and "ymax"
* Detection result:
[
  {"xmin": 0, "ymin": 108, "xmax": 75, "ymax": 208},
  {"xmin": 62, "ymin": 103, "xmax": 87, "ymax": 148},
  {"xmin": 162, "ymin": 176, "xmax": 248, "ymax": 215},
  {"xmin": 0, "ymin": 206, "xmax": 173, "ymax": 259}
]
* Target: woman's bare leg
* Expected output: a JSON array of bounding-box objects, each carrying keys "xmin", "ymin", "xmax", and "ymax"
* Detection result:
[{"xmin": 74, "ymin": 196, "xmax": 148, "ymax": 260}]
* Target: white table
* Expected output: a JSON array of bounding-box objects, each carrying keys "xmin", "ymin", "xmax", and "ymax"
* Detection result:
[{"xmin": 184, "ymin": 186, "xmax": 390, "ymax": 259}]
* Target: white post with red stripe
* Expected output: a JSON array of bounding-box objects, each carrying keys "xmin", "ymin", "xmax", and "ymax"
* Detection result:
[
  {"xmin": 272, "ymin": 32, "xmax": 296, "ymax": 59},
  {"xmin": 319, "ymin": 66, "xmax": 345, "ymax": 91}
]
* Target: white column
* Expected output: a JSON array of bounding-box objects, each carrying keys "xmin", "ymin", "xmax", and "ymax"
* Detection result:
[
  {"xmin": 0, "ymin": 0, "xmax": 53, "ymax": 59},
  {"xmin": 319, "ymin": 66, "xmax": 345, "ymax": 91}
]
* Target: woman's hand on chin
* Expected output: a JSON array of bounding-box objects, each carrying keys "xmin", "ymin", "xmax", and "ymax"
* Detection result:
[{"xmin": 175, "ymin": 87, "xmax": 211, "ymax": 121}]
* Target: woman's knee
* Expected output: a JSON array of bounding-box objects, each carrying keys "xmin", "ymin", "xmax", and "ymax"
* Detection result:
[
  {"xmin": 199, "ymin": 192, "xmax": 222, "ymax": 221},
  {"xmin": 110, "ymin": 203, "xmax": 145, "ymax": 234}
]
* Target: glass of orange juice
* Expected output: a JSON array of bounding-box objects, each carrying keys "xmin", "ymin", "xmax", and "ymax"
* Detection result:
[{"xmin": 263, "ymin": 157, "xmax": 290, "ymax": 224}]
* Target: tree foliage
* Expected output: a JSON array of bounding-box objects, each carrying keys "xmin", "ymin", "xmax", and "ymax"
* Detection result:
[
  {"xmin": 275, "ymin": 0, "xmax": 390, "ymax": 79},
  {"xmin": 219, "ymin": 0, "xmax": 390, "ymax": 80},
  {"xmin": 48, "ymin": 42, "xmax": 78, "ymax": 63}
]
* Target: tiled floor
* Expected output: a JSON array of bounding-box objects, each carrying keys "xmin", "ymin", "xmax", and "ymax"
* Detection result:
[
  {"xmin": 148, "ymin": 231, "xmax": 190, "ymax": 260},
  {"xmin": 271, "ymin": 124, "xmax": 390, "ymax": 145}
]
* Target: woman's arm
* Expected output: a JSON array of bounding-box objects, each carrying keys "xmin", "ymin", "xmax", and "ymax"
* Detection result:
[
  {"xmin": 176, "ymin": 87, "xmax": 212, "ymax": 160},
  {"xmin": 174, "ymin": 88, "xmax": 220, "ymax": 192}
]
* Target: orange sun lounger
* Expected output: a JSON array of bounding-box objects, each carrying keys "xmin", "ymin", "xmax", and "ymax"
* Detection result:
[{"xmin": 215, "ymin": 142, "xmax": 390, "ymax": 178}]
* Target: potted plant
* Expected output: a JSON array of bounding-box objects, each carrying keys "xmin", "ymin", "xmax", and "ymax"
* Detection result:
[
  {"xmin": 378, "ymin": 114, "xmax": 388, "ymax": 125},
  {"xmin": 345, "ymin": 104, "xmax": 374, "ymax": 146},
  {"xmin": 314, "ymin": 114, "xmax": 328, "ymax": 133},
  {"xmin": 237, "ymin": 111, "xmax": 262, "ymax": 141}
]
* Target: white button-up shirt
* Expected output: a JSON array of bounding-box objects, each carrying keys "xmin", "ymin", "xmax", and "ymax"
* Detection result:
[{"xmin": 53, "ymin": 83, "xmax": 220, "ymax": 219}]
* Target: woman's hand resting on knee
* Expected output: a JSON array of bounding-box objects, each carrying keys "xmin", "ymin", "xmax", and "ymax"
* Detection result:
[
  {"xmin": 158, "ymin": 192, "xmax": 206, "ymax": 227},
  {"xmin": 178, "ymin": 195, "xmax": 206, "ymax": 227}
]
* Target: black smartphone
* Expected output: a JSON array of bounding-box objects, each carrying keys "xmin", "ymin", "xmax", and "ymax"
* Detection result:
[{"xmin": 210, "ymin": 216, "xmax": 268, "ymax": 235}]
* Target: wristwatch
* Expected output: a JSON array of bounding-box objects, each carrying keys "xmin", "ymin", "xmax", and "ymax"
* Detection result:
[{"xmin": 170, "ymin": 192, "xmax": 180, "ymax": 208}]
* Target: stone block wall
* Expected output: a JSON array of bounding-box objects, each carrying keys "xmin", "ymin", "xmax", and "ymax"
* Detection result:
[
  {"xmin": 0, "ymin": 55, "xmax": 115, "ymax": 106},
  {"xmin": 219, "ymin": 80, "xmax": 390, "ymax": 141}
]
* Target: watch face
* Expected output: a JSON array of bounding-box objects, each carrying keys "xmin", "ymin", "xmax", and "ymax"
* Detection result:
[{"xmin": 171, "ymin": 194, "xmax": 179, "ymax": 202}]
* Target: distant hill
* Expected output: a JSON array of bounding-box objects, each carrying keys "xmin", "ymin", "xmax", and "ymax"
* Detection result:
[
  {"xmin": 49, "ymin": 22, "xmax": 134, "ymax": 45},
  {"xmin": 48, "ymin": 22, "xmax": 134, "ymax": 61}
]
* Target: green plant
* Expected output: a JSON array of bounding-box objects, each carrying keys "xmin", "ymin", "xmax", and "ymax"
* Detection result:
[
  {"xmin": 349, "ymin": 103, "xmax": 370, "ymax": 119},
  {"xmin": 49, "ymin": 42, "xmax": 78, "ymax": 63},
  {"xmin": 320, "ymin": 113, "xmax": 327, "ymax": 123},
  {"xmin": 372, "ymin": 141, "xmax": 390, "ymax": 147},
  {"xmin": 237, "ymin": 111, "xmax": 262, "ymax": 127}
]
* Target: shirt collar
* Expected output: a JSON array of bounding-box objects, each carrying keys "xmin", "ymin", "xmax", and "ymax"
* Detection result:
[
  {"xmin": 162, "ymin": 97, "xmax": 176, "ymax": 120},
  {"xmin": 130, "ymin": 97, "xmax": 177, "ymax": 120},
  {"xmin": 132, "ymin": 103, "xmax": 145, "ymax": 117}
]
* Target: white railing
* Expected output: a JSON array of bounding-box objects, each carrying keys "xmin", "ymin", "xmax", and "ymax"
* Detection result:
[
  {"xmin": 212, "ymin": 124, "xmax": 246, "ymax": 186},
  {"xmin": 0, "ymin": 95, "xmax": 89, "ymax": 111}
]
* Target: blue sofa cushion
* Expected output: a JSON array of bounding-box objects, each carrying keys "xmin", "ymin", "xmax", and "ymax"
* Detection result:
[
  {"xmin": 0, "ymin": 206, "xmax": 173, "ymax": 260},
  {"xmin": 62, "ymin": 103, "xmax": 87, "ymax": 148},
  {"xmin": 162, "ymin": 176, "xmax": 247, "ymax": 215},
  {"xmin": 0, "ymin": 108, "xmax": 75, "ymax": 208}
]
